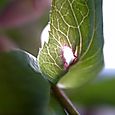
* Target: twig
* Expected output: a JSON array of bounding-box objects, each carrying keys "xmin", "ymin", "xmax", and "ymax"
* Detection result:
[{"xmin": 51, "ymin": 84, "xmax": 80, "ymax": 115}]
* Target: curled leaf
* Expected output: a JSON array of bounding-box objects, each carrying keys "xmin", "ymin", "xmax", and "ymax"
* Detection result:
[{"xmin": 38, "ymin": 0, "xmax": 104, "ymax": 85}]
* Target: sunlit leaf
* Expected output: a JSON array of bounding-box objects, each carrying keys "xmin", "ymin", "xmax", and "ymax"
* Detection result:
[
  {"xmin": 0, "ymin": 50, "xmax": 50, "ymax": 115},
  {"xmin": 38, "ymin": 0, "xmax": 104, "ymax": 86}
]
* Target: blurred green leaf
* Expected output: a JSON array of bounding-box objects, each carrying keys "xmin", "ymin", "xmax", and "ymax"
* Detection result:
[
  {"xmin": 0, "ymin": 50, "xmax": 50, "ymax": 115},
  {"xmin": 48, "ymin": 94, "xmax": 66, "ymax": 115},
  {"xmin": 38, "ymin": 0, "xmax": 104, "ymax": 86},
  {"xmin": 66, "ymin": 69, "xmax": 115, "ymax": 106}
]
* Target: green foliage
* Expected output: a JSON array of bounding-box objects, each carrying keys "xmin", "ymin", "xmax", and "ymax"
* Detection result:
[
  {"xmin": 66, "ymin": 69, "xmax": 115, "ymax": 106},
  {"xmin": 0, "ymin": 50, "xmax": 50, "ymax": 115},
  {"xmin": 38, "ymin": 0, "xmax": 104, "ymax": 87},
  {"xmin": 48, "ymin": 95, "xmax": 66, "ymax": 115}
]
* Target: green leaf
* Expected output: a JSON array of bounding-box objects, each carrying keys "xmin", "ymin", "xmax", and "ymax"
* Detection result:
[
  {"xmin": 38, "ymin": 0, "xmax": 104, "ymax": 86},
  {"xmin": 59, "ymin": 0, "xmax": 104, "ymax": 88},
  {"xmin": 0, "ymin": 50, "xmax": 50, "ymax": 115},
  {"xmin": 48, "ymin": 94, "xmax": 66, "ymax": 115},
  {"xmin": 65, "ymin": 69, "xmax": 115, "ymax": 105}
]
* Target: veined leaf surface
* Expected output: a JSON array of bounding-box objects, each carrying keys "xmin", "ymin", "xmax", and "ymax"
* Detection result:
[{"xmin": 38, "ymin": 0, "xmax": 104, "ymax": 86}]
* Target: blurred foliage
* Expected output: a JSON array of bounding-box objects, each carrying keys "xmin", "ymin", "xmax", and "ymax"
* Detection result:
[
  {"xmin": 48, "ymin": 94, "xmax": 66, "ymax": 115},
  {"xmin": 0, "ymin": 50, "xmax": 50, "ymax": 114},
  {"xmin": 66, "ymin": 69, "xmax": 115, "ymax": 106},
  {"xmin": 0, "ymin": 0, "xmax": 50, "ymax": 55},
  {"xmin": 4, "ymin": 15, "xmax": 48, "ymax": 55}
]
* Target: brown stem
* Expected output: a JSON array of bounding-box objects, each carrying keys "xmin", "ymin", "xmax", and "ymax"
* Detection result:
[{"xmin": 51, "ymin": 84, "xmax": 80, "ymax": 115}]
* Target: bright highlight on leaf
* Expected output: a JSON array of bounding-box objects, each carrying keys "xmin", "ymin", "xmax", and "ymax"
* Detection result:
[
  {"xmin": 61, "ymin": 45, "xmax": 77, "ymax": 69},
  {"xmin": 41, "ymin": 24, "xmax": 50, "ymax": 47}
]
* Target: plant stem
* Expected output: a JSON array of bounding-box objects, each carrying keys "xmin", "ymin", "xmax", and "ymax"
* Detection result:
[{"xmin": 51, "ymin": 84, "xmax": 80, "ymax": 115}]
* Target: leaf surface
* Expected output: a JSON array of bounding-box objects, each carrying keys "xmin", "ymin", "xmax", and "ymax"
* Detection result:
[
  {"xmin": 59, "ymin": 0, "xmax": 104, "ymax": 88},
  {"xmin": 48, "ymin": 94, "xmax": 66, "ymax": 115},
  {"xmin": 0, "ymin": 50, "xmax": 50, "ymax": 115},
  {"xmin": 38, "ymin": 0, "xmax": 104, "ymax": 86},
  {"xmin": 66, "ymin": 69, "xmax": 115, "ymax": 105}
]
